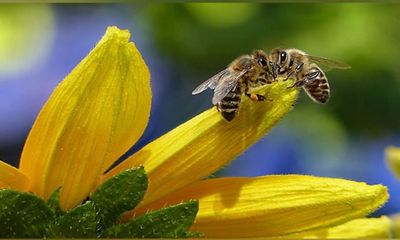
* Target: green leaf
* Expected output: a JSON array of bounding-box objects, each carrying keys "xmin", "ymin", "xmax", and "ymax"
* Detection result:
[
  {"xmin": 47, "ymin": 187, "xmax": 64, "ymax": 216},
  {"xmin": 101, "ymin": 200, "xmax": 199, "ymax": 238},
  {"xmin": 47, "ymin": 201, "xmax": 97, "ymax": 238},
  {"xmin": 91, "ymin": 167, "xmax": 148, "ymax": 229},
  {"xmin": 0, "ymin": 189, "xmax": 54, "ymax": 238}
]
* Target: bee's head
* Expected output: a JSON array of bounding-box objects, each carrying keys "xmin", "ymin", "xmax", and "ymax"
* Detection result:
[
  {"xmin": 269, "ymin": 48, "xmax": 289, "ymax": 76},
  {"xmin": 252, "ymin": 50, "xmax": 275, "ymax": 79},
  {"xmin": 252, "ymin": 50, "xmax": 268, "ymax": 68}
]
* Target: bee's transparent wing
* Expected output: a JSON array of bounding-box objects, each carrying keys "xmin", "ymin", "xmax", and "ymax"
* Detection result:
[
  {"xmin": 307, "ymin": 55, "xmax": 351, "ymax": 70},
  {"xmin": 212, "ymin": 69, "xmax": 247, "ymax": 105},
  {"xmin": 192, "ymin": 69, "xmax": 230, "ymax": 95}
]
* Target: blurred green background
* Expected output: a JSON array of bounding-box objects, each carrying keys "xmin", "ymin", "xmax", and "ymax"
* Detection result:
[{"xmin": 0, "ymin": 3, "xmax": 399, "ymax": 215}]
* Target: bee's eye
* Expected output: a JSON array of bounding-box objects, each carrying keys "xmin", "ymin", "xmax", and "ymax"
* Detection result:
[
  {"xmin": 258, "ymin": 58, "xmax": 267, "ymax": 67},
  {"xmin": 280, "ymin": 52, "xmax": 287, "ymax": 63}
]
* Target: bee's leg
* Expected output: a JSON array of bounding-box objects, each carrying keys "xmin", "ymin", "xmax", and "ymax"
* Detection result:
[
  {"xmin": 248, "ymin": 92, "xmax": 273, "ymax": 102},
  {"xmin": 286, "ymin": 62, "xmax": 304, "ymax": 82},
  {"xmin": 284, "ymin": 71, "xmax": 294, "ymax": 81},
  {"xmin": 287, "ymin": 75, "xmax": 318, "ymax": 89},
  {"xmin": 289, "ymin": 67, "xmax": 318, "ymax": 88},
  {"xmin": 242, "ymin": 81, "xmax": 263, "ymax": 101},
  {"xmin": 244, "ymin": 88, "xmax": 267, "ymax": 102},
  {"xmin": 287, "ymin": 80, "xmax": 306, "ymax": 89},
  {"xmin": 245, "ymin": 93, "xmax": 259, "ymax": 101},
  {"xmin": 256, "ymin": 77, "xmax": 273, "ymax": 86},
  {"xmin": 215, "ymin": 103, "xmax": 222, "ymax": 112},
  {"xmin": 255, "ymin": 94, "xmax": 267, "ymax": 101}
]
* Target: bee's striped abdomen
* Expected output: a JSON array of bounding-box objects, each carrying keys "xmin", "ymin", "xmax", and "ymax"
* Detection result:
[
  {"xmin": 217, "ymin": 86, "xmax": 242, "ymax": 122},
  {"xmin": 304, "ymin": 70, "xmax": 330, "ymax": 104}
]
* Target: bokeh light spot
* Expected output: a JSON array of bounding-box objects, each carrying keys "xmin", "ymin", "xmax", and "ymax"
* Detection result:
[
  {"xmin": 185, "ymin": 3, "xmax": 258, "ymax": 28},
  {"xmin": 0, "ymin": 4, "xmax": 55, "ymax": 78}
]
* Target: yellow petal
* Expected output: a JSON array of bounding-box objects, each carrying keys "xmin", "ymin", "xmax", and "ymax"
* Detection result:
[
  {"xmin": 385, "ymin": 146, "xmax": 400, "ymax": 180},
  {"xmin": 19, "ymin": 26, "xmax": 151, "ymax": 210},
  {"xmin": 284, "ymin": 217, "xmax": 391, "ymax": 238},
  {"xmin": 133, "ymin": 175, "xmax": 388, "ymax": 237},
  {"xmin": 104, "ymin": 79, "xmax": 299, "ymax": 207},
  {"xmin": 0, "ymin": 160, "xmax": 29, "ymax": 191},
  {"xmin": 391, "ymin": 213, "xmax": 400, "ymax": 238}
]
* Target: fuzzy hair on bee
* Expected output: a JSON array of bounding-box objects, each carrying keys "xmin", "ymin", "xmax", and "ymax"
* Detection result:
[
  {"xmin": 192, "ymin": 48, "xmax": 350, "ymax": 121},
  {"xmin": 268, "ymin": 48, "xmax": 350, "ymax": 104},
  {"xmin": 192, "ymin": 50, "xmax": 276, "ymax": 122}
]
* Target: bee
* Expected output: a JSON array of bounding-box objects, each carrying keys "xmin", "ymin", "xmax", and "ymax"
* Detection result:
[
  {"xmin": 192, "ymin": 50, "xmax": 276, "ymax": 121},
  {"xmin": 269, "ymin": 48, "xmax": 350, "ymax": 104}
]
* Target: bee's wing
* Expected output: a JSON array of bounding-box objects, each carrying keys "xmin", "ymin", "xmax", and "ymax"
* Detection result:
[
  {"xmin": 307, "ymin": 55, "xmax": 351, "ymax": 70},
  {"xmin": 212, "ymin": 69, "xmax": 247, "ymax": 105},
  {"xmin": 192, "ymin": 69, "xmax": 230, "ymax": 95}
]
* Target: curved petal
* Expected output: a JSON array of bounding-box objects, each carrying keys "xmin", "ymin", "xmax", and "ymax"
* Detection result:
[
  {"xmin": 284, "ymin": 217, "xmax": 390, "ymax": 238},
  {"xmin": 19, "ymin": 26, "xmax": 151, "ymax": 210},
  {"xmin": 0, "ymin": 160, "xmax": 29, "ymax": 191},
  {"xmin": 132, "ymin": 175, "xmax": 388, "ymax": 237},
  {"xmin": 391, "ymin": 213, "xmax": 400, "ymax": 238},
  {"xmin": 103, "ymin": 80, "xmax": 299, "ymax": 207},
  {"xmin": 386, "ymin": 146, "xmax": 400, "ymax": 180}
]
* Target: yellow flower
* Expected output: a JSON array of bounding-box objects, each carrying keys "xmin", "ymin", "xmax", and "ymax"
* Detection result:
[
  {"xmin": 0, "ymin": 26, "xmax": 389, "ymax": 237},
  {"xmin": 386, "ymin": 146, "xmax": 400, "ymax": 237},
  {"xmin": 283, "ymin": 217, "xmax": 391, "ymax": 238},
  {"xmin": 386, "ymin": 146, "xmax": 400, "ymax": 180}
]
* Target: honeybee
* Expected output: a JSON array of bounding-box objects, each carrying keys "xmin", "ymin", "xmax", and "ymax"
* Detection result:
[
  {"xmin": 269, "ymin": 48, "xmax": 350, "ymax": 104},
  {"xmin": 192, "ymin": 50, "xmax": 275, "ymax": 121}
]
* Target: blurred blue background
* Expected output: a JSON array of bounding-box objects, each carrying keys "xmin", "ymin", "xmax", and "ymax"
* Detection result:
[{"xmin": 0, "ymin": 3, "xmax": 399, "ymax": 216}]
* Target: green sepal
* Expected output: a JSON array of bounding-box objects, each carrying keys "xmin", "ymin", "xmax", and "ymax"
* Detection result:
[
  {"xmin": 0, "ymin": 189, "xmax": 54, "ymax": 238},
  {"xmin": 183, "ymin": 231, "xmax": 204, "ymax": 238},
  {"xmin": 101, "ymin": 200, "xmax": 199, "ymax": 238},
  {"xmin": 47, "ymin": 201, "xmax": 97, "ymax": 238},
  {"xmin": 47, "ymin": 187, "xmax": 64, "ymax": 216},
  {"xmin": 91, "ymin": 167, "xmax": 148, "ymax": 229}
]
